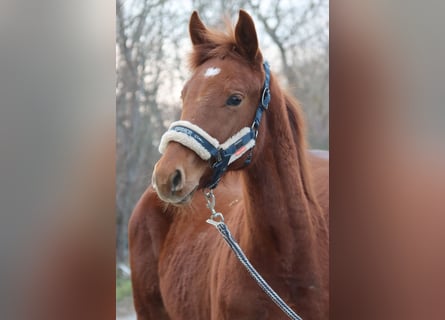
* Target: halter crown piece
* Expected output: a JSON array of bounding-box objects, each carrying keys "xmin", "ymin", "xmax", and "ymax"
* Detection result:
[{"xmin": 159, "ymin": 61, "xmax": 271, "ymax": 189}]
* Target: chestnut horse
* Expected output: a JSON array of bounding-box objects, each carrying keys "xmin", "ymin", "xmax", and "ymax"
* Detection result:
[{"xmin": 129, "ymin": 10, "xmax": 329, "ymax": 320}]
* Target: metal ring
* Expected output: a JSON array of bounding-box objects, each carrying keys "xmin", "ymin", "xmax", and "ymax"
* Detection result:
[
  {"xmin": 210, "ymin": 212, "xmax": 225, "ymax": 223},
  {"xmin": 261, "ymin": 87, "xmax": 270, "ymax": 109},
  {"xmin": 205, "ymin": 190, "xmax": 215, "ymax": 209}
]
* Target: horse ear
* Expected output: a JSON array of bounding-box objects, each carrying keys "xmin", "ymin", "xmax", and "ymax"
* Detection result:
[
  {"xmin": 235, "ymin": 10, "xmax": 259, "ymax": 61},
  {"xmin": 189, "ymin": 11, "xmax": 208, "ymax": 46}
]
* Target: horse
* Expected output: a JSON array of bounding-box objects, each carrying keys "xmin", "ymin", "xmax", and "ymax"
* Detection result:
[{"xmin": 129, "ymin": 10, "xmax": 329, "ymax": 319}]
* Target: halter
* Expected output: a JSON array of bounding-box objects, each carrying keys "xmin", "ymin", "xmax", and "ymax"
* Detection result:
[{"xmin": 159, "ymin": 61, "xmax": 271, "ymax": 189}]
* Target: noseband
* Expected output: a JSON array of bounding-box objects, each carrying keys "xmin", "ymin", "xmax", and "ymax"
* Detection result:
[{"xmin": 159, "ymin": 61, "xmax": 271, "ymax": 189}]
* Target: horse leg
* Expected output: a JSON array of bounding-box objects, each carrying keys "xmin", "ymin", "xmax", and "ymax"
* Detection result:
[{"xmin": 128, "ymin": 188, "xmax": 171, "ymax": 320}]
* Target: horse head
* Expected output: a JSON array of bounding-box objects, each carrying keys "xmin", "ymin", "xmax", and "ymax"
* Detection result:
[{"xmin": 153, "ymin": 10, "xmax": 268, "ymax": 205}]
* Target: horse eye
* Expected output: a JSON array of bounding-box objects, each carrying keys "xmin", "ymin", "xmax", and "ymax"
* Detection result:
[{"xmin": 226, "ymin": 95, "xmax": 242, "ymax": 106}]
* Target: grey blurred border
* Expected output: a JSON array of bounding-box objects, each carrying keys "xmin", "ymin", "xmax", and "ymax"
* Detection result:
[{"xmin": 0, "ymin": 1, "xmax": 115, "ymax": 319}]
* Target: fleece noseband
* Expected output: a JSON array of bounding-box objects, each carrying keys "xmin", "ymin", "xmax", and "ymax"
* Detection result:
[{"xmin": 159, "ymin": 61, "xmax": 271, "ymax": 189}]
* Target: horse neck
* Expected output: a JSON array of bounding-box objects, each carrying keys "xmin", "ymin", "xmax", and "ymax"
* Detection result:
[{"xmin": 240, "ymin": 84, "xmax": 318, "ymax": 260}]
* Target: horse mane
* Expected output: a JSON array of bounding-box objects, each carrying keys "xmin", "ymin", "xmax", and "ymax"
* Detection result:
[
  {"xmin": 188, "ymin": 18, "xmax": 263, "ymax": 70},
  {"xmin": 284, "ymin": 91, "xmax": 319, "ymax": 206}
]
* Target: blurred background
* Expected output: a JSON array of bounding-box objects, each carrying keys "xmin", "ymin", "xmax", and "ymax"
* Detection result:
[{"xmin": 116, "ymin": 1, "xmax": 328, "ymax": 316}]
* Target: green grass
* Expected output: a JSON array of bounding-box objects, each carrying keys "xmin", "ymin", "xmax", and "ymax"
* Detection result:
[{"xmin": 116, "ymin": 277, "xmax": 133, "ymax": 301}]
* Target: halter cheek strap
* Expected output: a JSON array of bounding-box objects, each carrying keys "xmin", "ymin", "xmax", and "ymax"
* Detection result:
[{"xmin": 158, "ymin": 61, "xmax": 271, "ymax": 189}]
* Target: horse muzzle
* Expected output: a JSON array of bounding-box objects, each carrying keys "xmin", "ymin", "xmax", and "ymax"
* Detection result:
[{"xmin": 152, "ymin": 142, "xmax": 207, "ymax": 205}]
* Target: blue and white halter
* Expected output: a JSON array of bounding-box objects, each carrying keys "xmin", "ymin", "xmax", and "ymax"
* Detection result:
[{"xmin": 159, "ymin": 62, "xmax": 271, "ymax": 189}]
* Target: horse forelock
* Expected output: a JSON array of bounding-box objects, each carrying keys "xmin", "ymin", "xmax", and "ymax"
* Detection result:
[{"xmin": 188, "ymin": 20, "xmax": 263, "ymax": 70}]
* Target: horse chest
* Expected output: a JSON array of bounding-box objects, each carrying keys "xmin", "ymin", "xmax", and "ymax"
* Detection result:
[{"xmin": 157, "ymin": 218, "xmax": 282, "ymax": 319}]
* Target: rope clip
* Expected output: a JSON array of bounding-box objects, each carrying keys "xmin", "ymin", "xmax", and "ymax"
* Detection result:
[{"xmin": 204, "ymin": 190, "xmax": 225, "ymax": 227}]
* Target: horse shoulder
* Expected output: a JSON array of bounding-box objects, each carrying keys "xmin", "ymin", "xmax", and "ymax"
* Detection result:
[{"xmin": 128, "ymin": 186, "xmax": 172, "ymax": 319}]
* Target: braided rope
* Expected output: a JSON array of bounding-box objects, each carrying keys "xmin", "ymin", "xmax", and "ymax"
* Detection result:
[{"xmin": 208, "ymin": 220, "xmax": 303, "ymax": 320}]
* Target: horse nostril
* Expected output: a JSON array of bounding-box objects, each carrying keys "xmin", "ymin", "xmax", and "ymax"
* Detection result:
[{"xmin": 170, "ymin": 169, "xmax": 183, "ymax": 193}]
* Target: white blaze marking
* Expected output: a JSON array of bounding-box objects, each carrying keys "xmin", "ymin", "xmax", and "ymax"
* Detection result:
[{"xmin": 204, "ymin": 67, "xmax": 221, "ymax": 77}]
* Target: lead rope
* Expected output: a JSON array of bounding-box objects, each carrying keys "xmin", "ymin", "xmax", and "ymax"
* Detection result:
[{"xmin": 205, "ymin": 190, "xmax": 303, "ymax": 320}]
